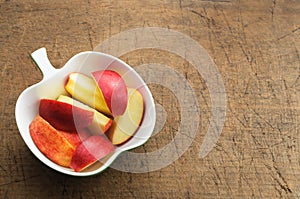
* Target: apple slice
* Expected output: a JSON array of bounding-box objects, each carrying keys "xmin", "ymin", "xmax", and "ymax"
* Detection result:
[
  {"xmin": 57, "ymin": 95, "xmax": 112, "ymax": 134},
  {"xmin": 107, "ymin": 88, "xmax": 144, "ymax": 145},
  {"xmin": 65, "ymin": 73, "xmax": 111, "ymax": 116},
  {"xmin": 59, "ymin": 128, "xmax": 91, "ymax": 148},
  {"xmin": 29, "ymin": 115, "xmax": 76, "ymax": 167},
  {"xmin": 70, "ymin": 135, "xmax": 115, "ymax": 172},
  {"xmin": 39, "ymin": 99, "xmax": 94, "ymax": 132},
  {"xmin": 92, "ymin": 70, "xmax": 128, "ymax": 117}
]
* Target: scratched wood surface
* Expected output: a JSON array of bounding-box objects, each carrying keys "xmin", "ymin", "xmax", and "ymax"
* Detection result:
[{"xmin": 1, "ymin": 0, "xmax": 300, "ymax": 198}]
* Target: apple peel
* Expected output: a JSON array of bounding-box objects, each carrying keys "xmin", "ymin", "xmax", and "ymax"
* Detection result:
[
  {"xmin": 70, "ymin": 135, "xmax": 115, "ymax": 172},
  {"xmin": 29, "ymin": 115, "xmax": 76, "ymax": 167},
  {"xmin": 39, "ymin": 99, "xmax": 94, "ymax": 132}
]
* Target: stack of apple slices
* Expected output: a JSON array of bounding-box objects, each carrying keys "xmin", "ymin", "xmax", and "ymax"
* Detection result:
[{"xmin": 29, "ymin": 70, "xmax": 144, "ymax": 172}]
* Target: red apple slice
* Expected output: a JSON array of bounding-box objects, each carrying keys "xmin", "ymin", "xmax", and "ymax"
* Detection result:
[
  {"xmin": 70, "ymin": 135, "xmax": 115, "ymax": 172},
  {"xmin": 39, "ymin": 99, "xmax": 94, "ymax": 132},
  {"xmin": 92, "ymin": 70, "xmax": 128, "ymax": 117},
  {"xmin": 29, "ymin": 115, "xmax": 76, "ymax": 167},
  {"xmin": 57, "ymin": 95, "xmax": 112, "ymax": 134}
]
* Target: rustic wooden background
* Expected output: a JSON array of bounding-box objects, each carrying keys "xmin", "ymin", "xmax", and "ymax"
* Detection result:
[{"xmin": 1, "ymin": 0, "xmax": 300, "ymax": 198}]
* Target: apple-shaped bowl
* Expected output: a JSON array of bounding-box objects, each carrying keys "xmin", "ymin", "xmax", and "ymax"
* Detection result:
[{"xmin": 15, "ymin": 47, "xmax": 156, "ymax": 176}]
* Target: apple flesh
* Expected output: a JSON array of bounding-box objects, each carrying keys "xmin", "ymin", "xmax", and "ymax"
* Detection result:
[
  {"xmin": 57, "ymin": 95, "xmax": 112, "ymax": 134},
  {"xmin": 65, "ymin": 73, "xmax": 111, "ymax": 116},
  {"xmin": 70, "ymin": 135, "xmax": 115, "ymax": 172},
  {"xmin": 92, "ymin": 70, "xmax": 128, "ymax": 117},
  {"xmin": 107, "ymin": 88, "xmax": 144, "ymax": 145},
  {"xmin": 29, "ymin": 115, "xmax": 77, "ymax": 167},
  {"xmin": 39, "ymin": 99, "xmax": 94, "ymax": 132}
]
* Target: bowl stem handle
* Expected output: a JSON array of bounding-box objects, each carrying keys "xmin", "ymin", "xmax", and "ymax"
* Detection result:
[{"xmin": 31, "ymin": 47, "xmax": 57, "ymax": 80}]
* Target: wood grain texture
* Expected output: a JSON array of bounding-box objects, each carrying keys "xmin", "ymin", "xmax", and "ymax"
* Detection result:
[{"xmin": 0, "ymin": 0, "xmax": 299, "ymax": 198}]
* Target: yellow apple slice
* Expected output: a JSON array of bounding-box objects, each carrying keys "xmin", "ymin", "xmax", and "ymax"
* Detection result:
[
  {"xmin": 107, "ymin": 88, "xmax": 144, "ymax": 145},
  {"xmin": 57, "ymin": 95, "xmax": 112, "ymax": 134},
  {"xmin": 65, "ymin": 73, "xmax": 111, "ymax": 116}
]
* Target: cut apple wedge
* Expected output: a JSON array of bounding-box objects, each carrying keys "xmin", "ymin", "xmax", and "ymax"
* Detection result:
[
  {"xmin": 92, "ymin": 70, "xmax": 128, "ymax": 117},
  {"xmin": 107, "ymin": 88, "xmax": 144, "ymax": 145},
  {"xmin": 39, "ymin": 99, "xmax": 94, "ymax": 132},
  {"xmin": 70, "ymin": 135, "xmax": 115, "ymax": 172},
  {"xmin": 29, "ymin": 115, "xmax": 77, "ymax": 167},
  {"xmin": 57, "ymin": 95, "xmax": 112, "ymax": 134},
  {"xmin": 65, "ymin": 73, "xmax": 111, "ymax": 116}
]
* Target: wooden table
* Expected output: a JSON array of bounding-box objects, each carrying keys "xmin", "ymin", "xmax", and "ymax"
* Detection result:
[{"xmin": 1, "ymin": 0, "xmax": 299, "ymax": 198}]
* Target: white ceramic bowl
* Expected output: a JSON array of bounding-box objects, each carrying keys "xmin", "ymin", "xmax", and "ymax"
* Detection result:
[{"xmin": 15, "ymin": 47, "xmax": 156, "ymax": 176}]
